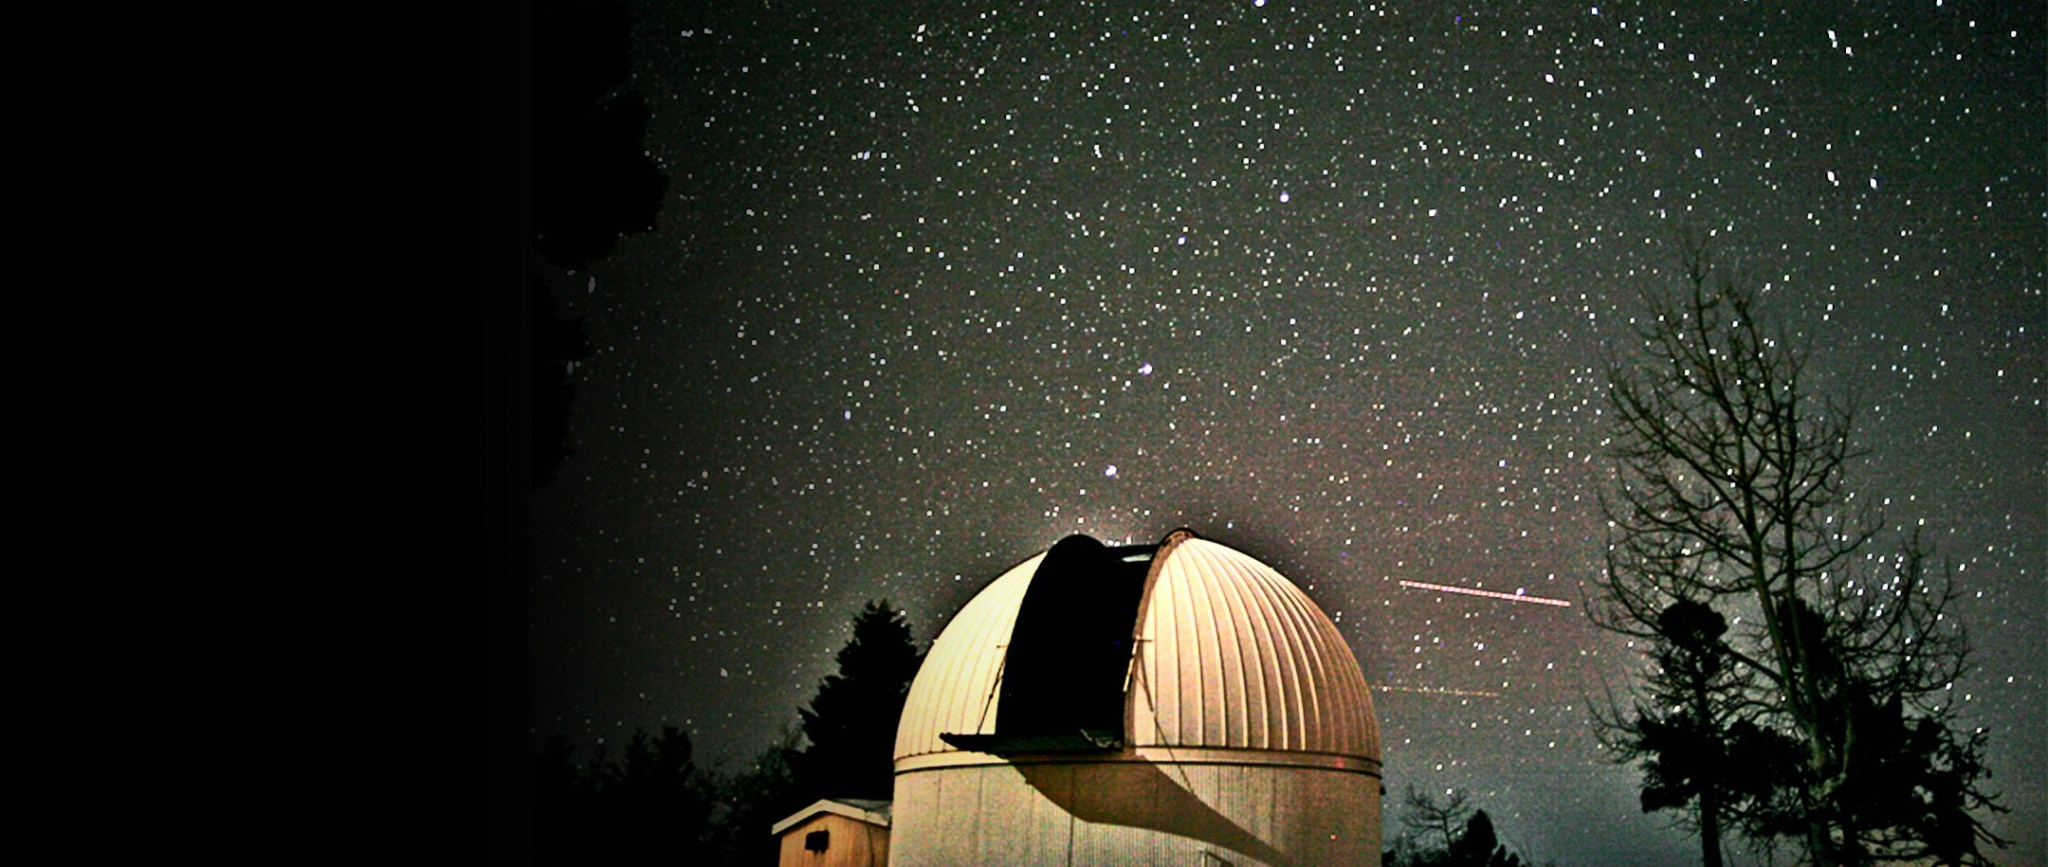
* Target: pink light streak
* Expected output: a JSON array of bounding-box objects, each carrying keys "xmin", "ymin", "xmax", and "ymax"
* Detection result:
[{"xmin": 1398, "ymin": 580, "xmax": 1572, "ymax": 607}]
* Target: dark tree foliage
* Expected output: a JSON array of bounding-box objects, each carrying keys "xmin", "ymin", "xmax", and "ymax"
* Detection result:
[
  {"xmin": 1778, "ymin": 594, "xmax": 2009, "ymax": 866},
  {"xmin": 530, "ymin": 276, "xmax": 588, "ymax": 488},
  {"xmin": 1592, "ymin": 238, "xmax": 2008, "ymax": 866},
  {"xmin": 531, "ymin": 0, "xmax": 669, "ymax": 269},
  {"xmin": 1397, "ymin": 785, "xmax": 1474, "ymax": 855},
  {"xmin": 530, "ymin": 733, "xmax": 588, "ymax": 861},
  {"xmin": 531, "ymin": 726, "xmax": 713, "ymax": 864},
  {"xmin": 1594, "ymin": 600, "xmax": 1793, "ymax": 867},
  {"xmin": 1447, "ymin": 810, "xmax": 1526, "ymax": 867},
  {"xmin": 1387, "ymin": 790, "xmax": 1535, "ymax": 867},
  {"xmin": 531, "ymin": 726, "xmax": 802, "ymax": 866},
  {"xmin": 793, "ymin": 600, "xmax": 923, "ymax": 801},
  {"xmin": 526, "ymin": 0, "xmax": 668, "ymax": 486},
  {"xmin": 529, "ymin": 603, "xmax": 919, "ymax": 864},
  {"xmin": 698, "ymin": 729, "xmax": 803, "ymax": 867}
]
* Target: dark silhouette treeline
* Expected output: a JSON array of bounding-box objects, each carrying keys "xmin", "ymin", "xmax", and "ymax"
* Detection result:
[
  {"xmin": 531, "ymin": 0, "xmax": 667, "ymax": 271},
  {"xmin": 532, "ymin": 601, "xmax": 919, "ymax": 864},
  {"xmin": 530, "ymin": 276, "xmax": 588, "ymax": 488},
  {"xmin": 1385, "ymin": 786, "xmax": 1555, "ymax": 867},
  {"xmin": 531, "ymin": 726, "xmax": 801, "ymax": 865},
  {"xmin": 528, "ymin": 0, "xmax": 670, "ymax": 490},
  {"xmin": 538, "ymin": 602, "xmax": 1573, "ymax": 866},
  {"xmin": 789, "ymin": 601, "xmax": 922, "ymax": 802}
]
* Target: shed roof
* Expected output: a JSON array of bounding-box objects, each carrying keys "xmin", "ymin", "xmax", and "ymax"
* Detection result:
[{"xmin": 769, "ymin": 798, "xmax": 892, "ymax": 837}]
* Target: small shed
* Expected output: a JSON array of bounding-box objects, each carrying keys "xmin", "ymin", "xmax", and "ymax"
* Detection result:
[{"xmin": 771, "ymin": 798, "xmax": 891, "ymax": 867}]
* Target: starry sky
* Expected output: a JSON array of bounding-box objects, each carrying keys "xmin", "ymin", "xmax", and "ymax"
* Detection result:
[{"xmin": 525, "ymin": 2, "xmax": 2045, "ymax": 863}]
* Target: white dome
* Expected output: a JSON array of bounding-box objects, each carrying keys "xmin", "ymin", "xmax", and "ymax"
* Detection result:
[
  {"xmin": 894, "ymin": 529, "xmax": 1379, "ymax": 767},
  {"xmin": 891, "ymin": 550, "xmax": 1044, "ymax": 762}
]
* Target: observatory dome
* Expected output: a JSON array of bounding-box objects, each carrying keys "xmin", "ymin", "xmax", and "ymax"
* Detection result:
[{"xmin": 889, "ymin": 529, "xmax": 1381, "ymax": 866}]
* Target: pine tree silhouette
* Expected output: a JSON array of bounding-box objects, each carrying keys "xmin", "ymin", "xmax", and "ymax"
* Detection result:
[{"xmin": 793, "ymin": 600, "xmax": 922, "ymax": 800}]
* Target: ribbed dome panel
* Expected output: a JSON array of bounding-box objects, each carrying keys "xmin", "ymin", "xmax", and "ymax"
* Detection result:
[
  {"xmin": 1129, "ymin": 537, "xmax": 1378, "ymax": 760},
  {"xmin": 892, "ymin": 553, "xmax": 1042, "ymax": 761},
  {"xmin": 893, "ymin": 533, "xmax": 1378, "ymax": 765}
]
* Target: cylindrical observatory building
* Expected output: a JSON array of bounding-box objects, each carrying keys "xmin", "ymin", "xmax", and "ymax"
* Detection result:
[{"xmin": 890, "ymin": 529, "xmax": 1381, "ymax": 866}]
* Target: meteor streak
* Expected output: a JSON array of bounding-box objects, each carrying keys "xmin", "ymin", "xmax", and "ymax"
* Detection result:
[{"xmin": 1398, "ymin": 580, "xmax": 1571, "ymax": 607}]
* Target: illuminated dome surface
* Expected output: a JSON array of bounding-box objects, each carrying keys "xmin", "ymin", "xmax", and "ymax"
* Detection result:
[
  {"xmin": 895, "ymin": 529, "xmax": 1379, "ymax": 767},
  {"xmin": 887, "ymin": 528, "xmax": 1381, "ymax": 866}
]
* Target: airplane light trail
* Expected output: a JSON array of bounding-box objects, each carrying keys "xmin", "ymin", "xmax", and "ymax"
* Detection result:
[
  {"xmin": 1373, "ymin": 684, "xmax": 1504, "ymax": 698},
  {"xmin": 1398, "ymin": 580, "xmax": 1571, "ymax": 607}
]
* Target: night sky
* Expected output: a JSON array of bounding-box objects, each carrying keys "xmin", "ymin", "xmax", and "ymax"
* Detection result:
[{"xmin": 526, "ymin": 2, "xmax": 2045, "ymax": 863}]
